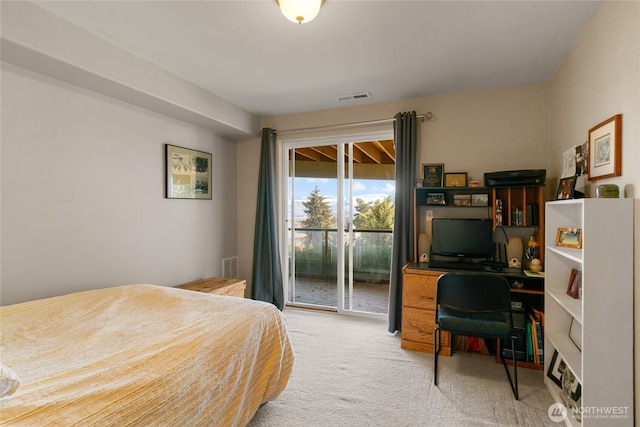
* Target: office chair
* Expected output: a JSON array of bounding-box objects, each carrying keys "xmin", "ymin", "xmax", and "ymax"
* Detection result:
[{"xmin": 433, "ymin": 272, "xmax": 519, "ymax": 399}]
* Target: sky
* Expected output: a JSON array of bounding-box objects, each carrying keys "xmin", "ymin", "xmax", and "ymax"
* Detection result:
[{"xmin": 290, "ymin": 177, "xmax": 395, "ymax": 224}]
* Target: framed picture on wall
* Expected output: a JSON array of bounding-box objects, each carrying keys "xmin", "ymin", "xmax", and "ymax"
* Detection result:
[
  {"xmin": 588, "ymin": 114, "xmax": 622, "ymax": 181},
  {"xmin": 165, "ymin": 144, "xmax": 212, "ymax": 199}
]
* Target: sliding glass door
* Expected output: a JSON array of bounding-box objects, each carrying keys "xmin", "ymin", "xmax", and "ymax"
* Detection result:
[{"xmin": 281, "ymin": 131, "xmax": 394, "ymax": 316}]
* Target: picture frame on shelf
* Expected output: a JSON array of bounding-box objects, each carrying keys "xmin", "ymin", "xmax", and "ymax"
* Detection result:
[
  {"xmin": 415, "ymin": 179, "xmax": 423, "ymax": 188},
  {"xmin": 588, "ymin": 114, "xmax": 622, "ymax": 181},
  {"xmin": 422, "ymin": 163, "xmax": 444, "ymax": 187},
  {"xmin": 471, "ymin": 193, "xmax": 489, "ymax": 207},
  {"xmin": 453, "ymin": 194, "xmax": 471, "ymax": 207},
  {"xmin": 547, "ymin": 349, "xmax": 566, "ymax": 388},
  {"xmin": 569, "ymin": 317, "xmax": 582, "ymax": 351},
  {"xmin": 426, "ymin": 193, "xmax": 446, "ymax": 205},
  {"xmin": 561, "ymin": 366, "xmax": 581, "ymax": 411},
  {"xmin": 445, "ymin": 172, "xmax": 467, "ymax": 187},
  {"xmin": 571, "ymin": 381, "xmax": 582, "ymax": 403},
  {"xmin": 566, "ymin": 268, "xmax": 581, "ymax": 299},
  {"xmin": 165, "ymin": 144, "xmax": 212, "ymax": 200},
  {"xmin": 556, "ymin": 175, "xmax": 577, "ymax": 200},
  {"xmin": 555, "ymin": 227, "xmax": 582, "ymax": 249}
]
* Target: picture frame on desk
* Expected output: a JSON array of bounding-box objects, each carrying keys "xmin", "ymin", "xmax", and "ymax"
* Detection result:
[{"xmin": 422, "ymin": 163, "xmax": 444, "ymax": 187}]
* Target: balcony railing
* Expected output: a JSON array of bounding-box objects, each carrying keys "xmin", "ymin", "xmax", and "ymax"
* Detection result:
[{"xmin": 290, "ymin": 227, "xmax": 392, "ymax": 284}]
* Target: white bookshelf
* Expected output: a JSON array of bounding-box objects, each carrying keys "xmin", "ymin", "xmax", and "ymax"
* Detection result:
[{"xmin": 544, "ymin": 199, "xmax": 633, "ymax": 426}]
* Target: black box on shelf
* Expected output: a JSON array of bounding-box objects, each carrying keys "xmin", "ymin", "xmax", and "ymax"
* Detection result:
[{"xmin": 485, "ymin": 169, "xmax": 546, "ymax": 187}]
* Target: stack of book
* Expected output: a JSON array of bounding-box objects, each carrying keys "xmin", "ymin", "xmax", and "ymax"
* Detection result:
[{"xmin": 526, "ymin": 308, "xmax": 544, "ymax": 364}]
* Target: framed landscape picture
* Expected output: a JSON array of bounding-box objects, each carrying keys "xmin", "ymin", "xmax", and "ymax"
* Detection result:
[
  {"xmin": 555, "ymin": 227, "xmax": 582, "ymax": 249},
  {"xmin": 165, "ymin": 144, "xmax": 212, "ymax": 199},
  {"xmin": 471, "ymin": 193, "xmax": 489, "ymax": 206}
]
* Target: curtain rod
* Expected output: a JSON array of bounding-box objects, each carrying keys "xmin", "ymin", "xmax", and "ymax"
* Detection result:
[{"xmin": 273, "ymin": 112, "xmax": 433, "ymax": 136}]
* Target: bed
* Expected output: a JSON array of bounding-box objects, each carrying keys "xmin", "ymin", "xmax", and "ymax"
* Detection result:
[{"xmin": 0, "ymin": 284, "xmax": 294, "ymax": 426}]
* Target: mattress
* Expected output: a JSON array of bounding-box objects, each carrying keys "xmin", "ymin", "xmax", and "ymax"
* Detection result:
[{"xmin": 0, "ymin": 284, "xmax": 294, "ymax": 426}]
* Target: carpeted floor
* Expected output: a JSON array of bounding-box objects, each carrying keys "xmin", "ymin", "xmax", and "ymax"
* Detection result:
[{"xmin": 248, "ymin": 308, "xmax": 556, "ymax": 427}]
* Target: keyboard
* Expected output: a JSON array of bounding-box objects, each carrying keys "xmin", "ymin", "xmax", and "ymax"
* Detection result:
[{"xmin": 428, "ymin": 261, "xmax": 485, "ymax": 271}]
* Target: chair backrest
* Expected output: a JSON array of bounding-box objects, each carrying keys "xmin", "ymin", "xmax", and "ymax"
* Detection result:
[{"xmin": 436, "ymin": 272, "xmax": 512, "ymax": 313}]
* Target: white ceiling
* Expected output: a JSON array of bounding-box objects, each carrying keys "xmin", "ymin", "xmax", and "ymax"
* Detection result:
[{"xmin": 34, "ymin": 0, "xmax": 602, "ymax": 118}]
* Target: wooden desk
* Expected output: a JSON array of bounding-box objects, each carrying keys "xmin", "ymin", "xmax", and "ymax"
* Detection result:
[
  {"xmin": 401, "ymin": 266, "xmax": 451, "ymax": 355},
  {"xmin": 175, "ymin": 277, "xmax": 246, "ymax": 298},
  {"xmin": 401, "ymin": 263, "xmax": 544, "ymax": 366}
]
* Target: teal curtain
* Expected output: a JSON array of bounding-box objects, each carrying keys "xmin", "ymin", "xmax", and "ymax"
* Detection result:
[
  {"xmin": 251, "ymin": 128, "xmax": 284, "ymax": 310},
  {"xmin": 388, "ymin": 112, "xmax": 417, "ymax": 333}
]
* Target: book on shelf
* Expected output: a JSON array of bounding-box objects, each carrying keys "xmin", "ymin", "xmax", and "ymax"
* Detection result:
[
  {"xmin": 527, "ymin": 308, "xmax": 544, "ymax": 364},
  {"xmin": 525, "ymin": 321, "xmax": 534, "ymax": 362},
  {"xmin": 531, "ymin": 307, "xmax": 545, "ymax": 331}
]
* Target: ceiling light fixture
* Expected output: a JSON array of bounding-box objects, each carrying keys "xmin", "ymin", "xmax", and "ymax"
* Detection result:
[{"xmin": 276, "ymin": 0, "xmax": 324, "ymax": 24}]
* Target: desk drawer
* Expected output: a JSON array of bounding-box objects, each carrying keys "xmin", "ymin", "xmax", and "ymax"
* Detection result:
[
  {"xmin": 403, "ymin": 273, "xmax": 439, "ymax": 310},
  {"xmin": 401, "ymin": 307, "xmax": 450, "ymax": 346}
]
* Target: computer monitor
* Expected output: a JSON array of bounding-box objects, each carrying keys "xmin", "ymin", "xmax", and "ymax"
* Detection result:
[{"xmin": 430, "ymin": 218, "xmax": 493, "ymax": 260}]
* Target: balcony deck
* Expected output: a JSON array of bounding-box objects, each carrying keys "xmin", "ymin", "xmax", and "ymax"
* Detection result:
[{"xmin": 289, "ymin": 278, "xmax": 389, "ymax": 314}]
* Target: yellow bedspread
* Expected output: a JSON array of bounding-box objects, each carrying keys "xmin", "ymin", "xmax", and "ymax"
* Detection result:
[{"xmin": 0, "ymin": 284, "xmax": 294, "ymax": 426}]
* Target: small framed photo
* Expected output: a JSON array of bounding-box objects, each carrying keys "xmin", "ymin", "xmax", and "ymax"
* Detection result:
[
  {"xmin": 471, "ymin": 193, "xmax": 489, "ymax": 207},
  {"xmin": 165, "ymin": 144, "xmax": 212, "ymax": 199},
  {"xmin": 566, "ymin": 268, "xmax": 581, "ymax": 299},
  {"xmin": 561, "ymin": 367, "xmax": 581, "ymax": 409},
  {"xmin": 422, "ymin": 163, "xmax": 444, "ymax": 187},
  {"xmin": 426, "ymin": 193, "xmax": 446, "ymax": 205},
  {"xmin": 569, "ymin": 317, "xmax": 582, "ymax": 351},
  {"xmin": 555, "ymin": 227, "xmax": 582, "ymax": 249},
  {"xmin": 445, "ymin": 172, "xmax": 467, "ymax": 187},
  {"xmin": 415, "ymin": 179, "xmax": 423, "ymax": 188},
  {"xmin": 588, "ymin": 114, "xmax": 622, "ymax": 181},
  {"xmin": 556, "ymin": 176, "xmax": 577, "ymax": 200},
  {"xmin": 547, "ymin": 349, "xmax": 566, "ymax": 388},
  {"xmin": 453, "ymin": 194, "xmax": 471, "ymax": 207}
]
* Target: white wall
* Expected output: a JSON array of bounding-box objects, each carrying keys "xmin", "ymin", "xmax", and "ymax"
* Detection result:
[
  {"xmin": 548, "ymin": 1, "xmax": 639, "ymax": 420},
  {"xmin": 1, "ymin": 1, "xmax": 260, "ymax": 138},
  {"xmin": 1, "ymin": 64, "xmax": 238, "ymax": 305},
  {"xmin": 237, "ymin": 82, "xmax": 549, "ymax": 295}
]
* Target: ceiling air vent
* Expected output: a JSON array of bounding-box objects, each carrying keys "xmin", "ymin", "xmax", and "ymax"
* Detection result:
[{"xmin": 338, "ymin": 92, "xmax": 371, "ymax": 102}]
